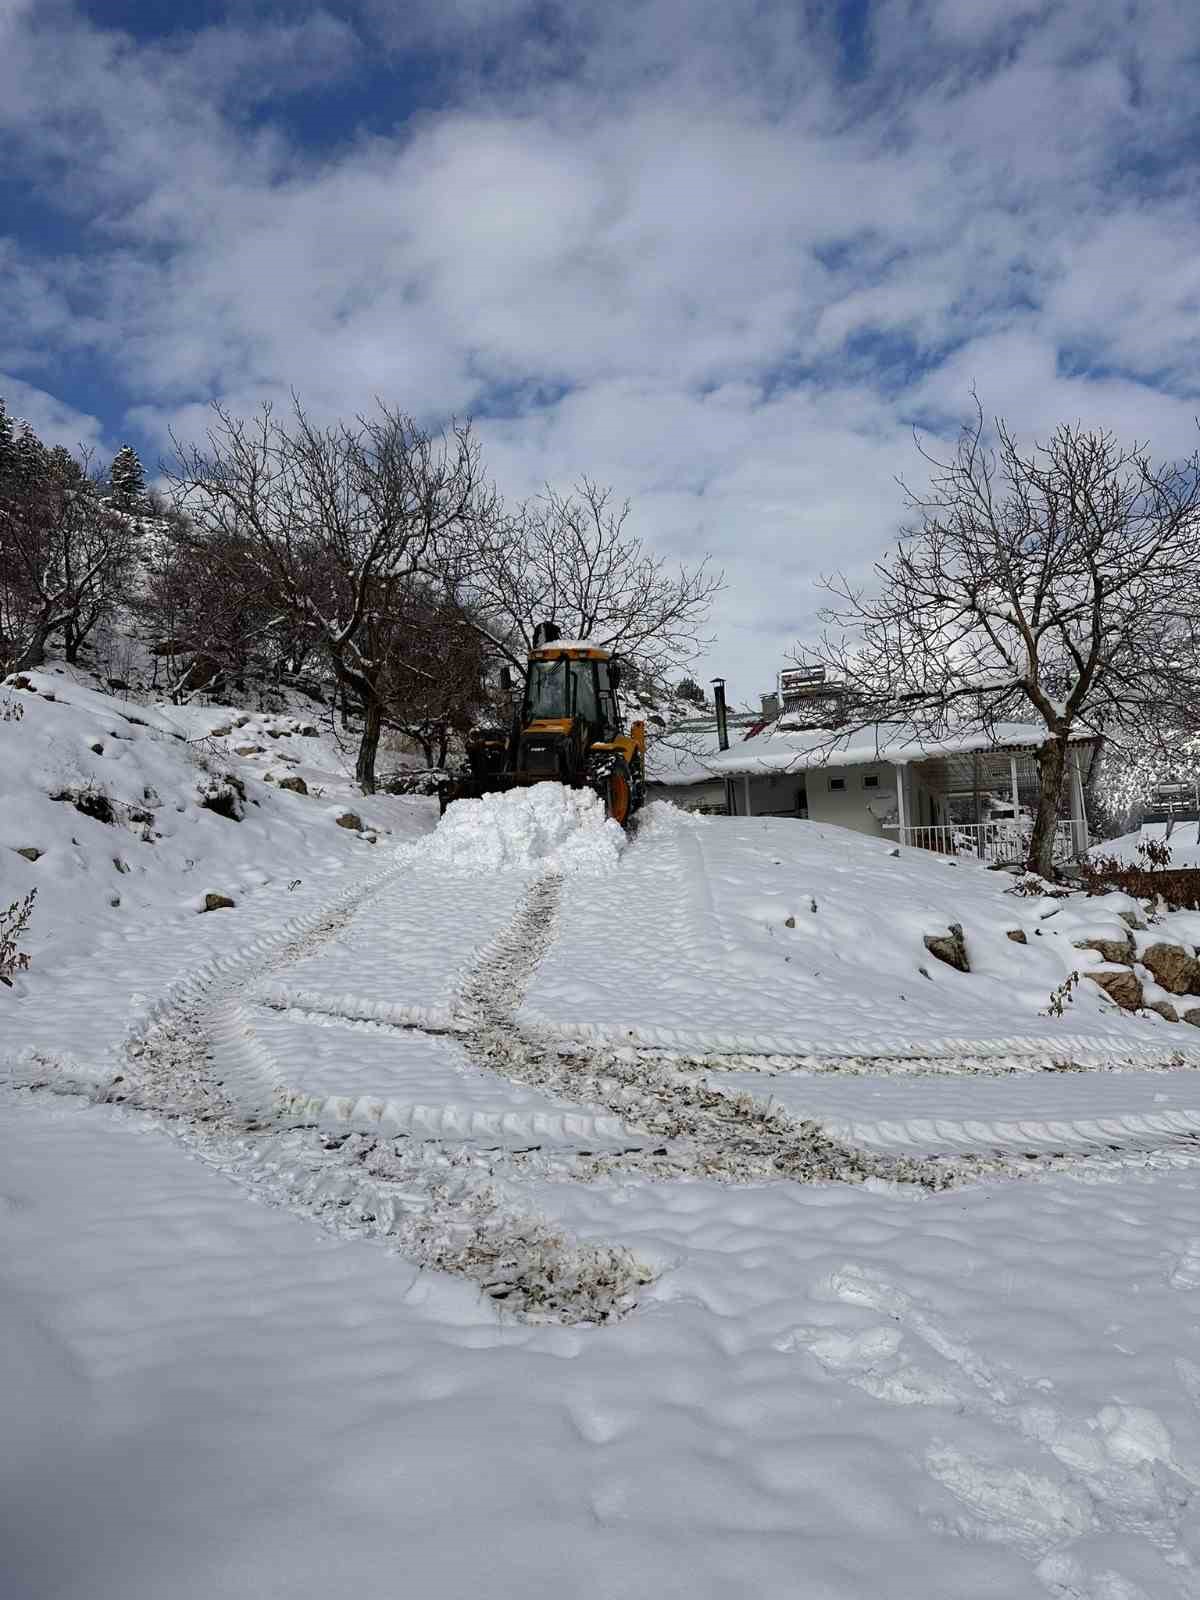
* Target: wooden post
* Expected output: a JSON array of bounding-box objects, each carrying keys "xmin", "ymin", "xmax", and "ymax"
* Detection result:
[
  {"xmin": 1069, "ymin": 747, "xmax": 1089, "ymax": 858},
  {"xmin": 894, "ymin": 762, "xmax": 908, "ymax": 845},
  {"xmin": 743, "ymin": 773, "xmax": 753, "ymax": 818}
]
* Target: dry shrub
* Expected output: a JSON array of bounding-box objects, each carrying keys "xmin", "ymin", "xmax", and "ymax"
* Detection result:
[
  {"xmin": 0, "ymin": 888, "xmax": 37, "ymax": 987},
  {"xmin": 1079, "ymin": 838, "xmax": 1200, "ymax": 911}
]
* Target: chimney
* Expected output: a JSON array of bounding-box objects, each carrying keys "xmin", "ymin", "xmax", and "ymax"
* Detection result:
[
  {"xmin": 711, "ymin": 678, "xmax": 729, "ymax": 751},
  {"xmin": 761, "ymin": 691, "xmax": 780, "ymax": 720}
]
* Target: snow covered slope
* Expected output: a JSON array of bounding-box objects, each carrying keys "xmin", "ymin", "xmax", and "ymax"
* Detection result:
[
  {"xmin": 0, "ymin": 667, "xmax": 435, "ymax": 1069},
  {"xmin": 524, "ymin": 805, "xmax": 1200, "ymax": 1059},
  {"xmin": 10, "ymin": 737, "xmax": 1200, "ymax": 1600}
]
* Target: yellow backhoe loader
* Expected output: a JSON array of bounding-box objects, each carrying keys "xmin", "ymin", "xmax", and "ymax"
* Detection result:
[{"xmin": 438, "ymin": 623, "xmax": 646, "ymax": 826}]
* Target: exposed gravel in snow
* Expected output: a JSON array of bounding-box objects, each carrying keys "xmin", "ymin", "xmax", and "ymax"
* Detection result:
[{"xmin": 711, "ymin": 1066, "xmax": 1200, "ymax": 1156}]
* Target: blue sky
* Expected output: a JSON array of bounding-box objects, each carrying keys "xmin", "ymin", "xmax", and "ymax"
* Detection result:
[{"xmin": 3, "ymin": 0, "xmax": 1200, "ymax": 698}]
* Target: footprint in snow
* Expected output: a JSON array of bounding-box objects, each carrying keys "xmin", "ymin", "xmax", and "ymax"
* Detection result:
[
  {"xmin": 778, "ymin": 1261, "xmax": 1200, "ymax": 1575},
  {"xmin": 1167, "ymin": 1238, "xmax": 1200, "ymax": 1291}
]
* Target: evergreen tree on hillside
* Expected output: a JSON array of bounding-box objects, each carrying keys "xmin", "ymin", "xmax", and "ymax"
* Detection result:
[
  {"xmin": 0, "ymin": 400, "xmax": 14, "ymax": 481},
  {"xmin": 12, "ymin": 421, "xmax": 46, "ymax": 489},
  {"xmin": 109, "ymin": 444, "xmax": 146, "ymax": 509},
  {"xmin": 675, "ymin": 676, "xmax": 707, "ymax": 706}
]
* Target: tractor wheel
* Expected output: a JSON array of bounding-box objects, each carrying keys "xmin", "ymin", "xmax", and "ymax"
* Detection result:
[{"xmin": 602, "ymin": 756, "xmax": 634, "ymax": 828}]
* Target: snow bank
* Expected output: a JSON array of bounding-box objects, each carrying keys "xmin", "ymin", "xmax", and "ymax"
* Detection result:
[
  {"xmin": 0, "ymin": 668, "xmax": 436, "ymax": 1069},
  {"xmin": 1094, "ymin": 823, "xmax": 1200, "ymax": 868},
  {"xmin": 524, "ymin": 814, "xmax": 1200, "ymax": 1057},
  {"xmin": 423, "ymin": 784, "xmax": 626, "ymax": 875}
]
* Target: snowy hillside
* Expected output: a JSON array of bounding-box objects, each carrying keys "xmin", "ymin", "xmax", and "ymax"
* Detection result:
[
  {"xmin": 1098, "ymin": 822, "xmax": 1200, "ymax": 869},
  {"xmin": 8, "ymin": 683, "xmax": 1200, "ymax": 1600},
  {"xmin": 0, "ymin": 666, "xmax": 435, "ymax": 1059}
]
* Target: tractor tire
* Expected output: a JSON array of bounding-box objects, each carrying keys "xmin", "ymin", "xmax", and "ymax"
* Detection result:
[{"xmin": 601, "ymin": 755, "xmax": 634, "ymax": 828}]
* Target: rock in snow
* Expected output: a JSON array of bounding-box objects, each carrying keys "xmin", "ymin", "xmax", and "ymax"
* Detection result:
[
  {"xmin": 923, "ymin": 923, "xmax": 970, "ymax": 972},
  {"xmin": 1141, "ymin": 941, "xmax": 1200, "ymax": 997},
  {"xmin": 1087, "ymin": 966, "xmax": 1144, "ymax": 1011}
]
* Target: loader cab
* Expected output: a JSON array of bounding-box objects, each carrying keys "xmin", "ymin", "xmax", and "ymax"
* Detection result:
[{"xmin": 522, "ymin": 646, "xmax": 622, "ymax": 743}]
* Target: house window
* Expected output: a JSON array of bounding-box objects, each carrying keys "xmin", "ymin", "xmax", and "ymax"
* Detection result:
[
  {"xmin": 863, "ymin": 773, "xmax": 879, "ymax": 788},
  {"xmin": 829, "ymin": 777, "xmax": 846, "ymax": 792}
]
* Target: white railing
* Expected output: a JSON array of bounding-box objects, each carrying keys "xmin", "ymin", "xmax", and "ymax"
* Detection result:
[{"xmin": 886, "ymin": 820, "xmax": 1077, "ymax": 865}]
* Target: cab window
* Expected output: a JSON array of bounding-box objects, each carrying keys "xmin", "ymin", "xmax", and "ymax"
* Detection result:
[
  {"xmin": 571, "ymin": 661, "xmax": 600, "ymax": 727},
  {"xmin": 525, "ymin": 660, "xmax": 567, "ymax": 719}
]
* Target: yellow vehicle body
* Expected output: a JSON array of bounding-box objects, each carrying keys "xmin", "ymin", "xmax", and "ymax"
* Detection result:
[{"xmin": 445, "ymin": 636, "xmax": 647, "ymax": 826}]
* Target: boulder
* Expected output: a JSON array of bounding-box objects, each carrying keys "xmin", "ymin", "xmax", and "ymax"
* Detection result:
[
  {"xmin": 298, "ymin": 724, "xmax": 319, "ymax": 737},
  {"xmin": 14, "ymin": 846, "xmax": 42, "ymax": 862},
  {"xmin": 1072, "ymin": 934, "xmax": 1135, "ymax": 965},
  {"xmin": 234, "ymin": 744, "xmax": 263, "ymax": 757},
  {"xmin": 1117, "ymin": 909, "xmax": 1147, "ymax": 931},
  {"xmin": 276, "ymin": 774, "xmax": 308, "ymax": 795},
  {"xmin": 923, "ymin": 924, "xmax": 969, "ymax": 973},
  {"xmin": 1006, "ymin": 929, "xmax": 1027, "ymax": 944},
  {"xmin": 336, "ymin": 811, "xmax": 363, "ymax": 831},
  {"xmin": 1087, "ymin": 968, "xmax": 1143, "ymax": 1011},
  {"xmin": 1184, "ymin": 1010, "xmax": 1200, "ymax": 1029},
  {"xmin": 1140, "ymin": 942, "xmax": 1200, "ymax": 997},
  {"xmin": 1147, "ymin": 1000, "xmax": 1180, "ymax": 1023},
  {"xmin": 202, "ymin": 893, "xmax": 235, "ymax": 912}
]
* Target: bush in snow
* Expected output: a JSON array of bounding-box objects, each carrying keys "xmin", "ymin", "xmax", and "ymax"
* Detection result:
[
  {"xmin": 194, "ymin": 770, "xmax": 246, "ymax": 821},
  {"xmin": 0, "ymin": 887, "xmax": 36, "ymax": 987},
  {"xmin": 1079, "ymin": 840, "xmax": 1200, "ymax": 912},
  {"xmin": 50, "ymin": 780, "xmax": 116, "ymax": 824}
]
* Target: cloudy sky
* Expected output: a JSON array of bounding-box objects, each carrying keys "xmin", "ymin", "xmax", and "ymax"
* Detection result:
[{"xmin": 2, "ymin": 0, "xmax": 1199, "ymax": 701}]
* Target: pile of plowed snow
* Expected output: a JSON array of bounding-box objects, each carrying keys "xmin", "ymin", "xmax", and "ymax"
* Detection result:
[{"xmin": 422, "ymin": 784, "xmax": 626, "ymax": 875}]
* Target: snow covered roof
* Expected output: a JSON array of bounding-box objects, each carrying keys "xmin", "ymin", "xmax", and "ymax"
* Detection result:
[
  {"xmin": 531, "ymin": 638, "xmax": 610, "ymax": 655},
  {"xmin": 645, "ymin": 715, "xmax": 765, "ymax": 786},
  {"xmin": 705, "ymin": 719, "xmax": 1097, "ymax": 777}
]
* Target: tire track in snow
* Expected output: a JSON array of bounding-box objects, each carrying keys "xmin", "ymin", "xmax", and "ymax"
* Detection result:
[
  {"xmin": 16, "ymin": 856, "xmax": 653, "ymax": 1324},
  {"xmin": 453, "ymin": 874, "xmax": 978, "ymax": 1191}
]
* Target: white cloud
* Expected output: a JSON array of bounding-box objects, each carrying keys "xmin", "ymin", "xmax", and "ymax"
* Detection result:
[
  {"xmin": 2, "ymin": 0, "xmax": 1200, "ymax": 698},
  {"xmin": 0, "ymin": 371, "xmax": 105, "ymax": 454}
]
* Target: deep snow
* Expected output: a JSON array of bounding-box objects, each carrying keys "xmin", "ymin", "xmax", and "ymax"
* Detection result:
[
  {"xmin": 7, "ymin": 677, "xmax": 1200, "ymax": 1599},
  {"xmin": 420, "ymin": 782, "xmax": 627, "ymax": 875}
]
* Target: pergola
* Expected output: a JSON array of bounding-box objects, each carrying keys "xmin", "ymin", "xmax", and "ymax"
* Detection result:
[{"xmin": 896, "ymin": 737, "xmax": 1096, "ymax": 860}]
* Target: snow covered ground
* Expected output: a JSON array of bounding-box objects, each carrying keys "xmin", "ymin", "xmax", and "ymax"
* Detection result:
[
  {"xmin": 7, "ymin": 683, "xmax": 1200, "ymax": 1599},
  {"xmin": 1099, "ymin": 823, "xmax": 1200, "ymax": 869}
]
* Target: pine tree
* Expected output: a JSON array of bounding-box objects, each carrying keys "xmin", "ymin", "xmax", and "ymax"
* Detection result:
[
  {"xmin": 12, "ymin": 422, "xmax": 46, "ymax": 490},
  {"xmin": 0, "ymin": 400, "xmax": 14, "ymax": 482},
  {"xmin": 109, "ymin": 444, "xmax": 146, "ymax": 509}
]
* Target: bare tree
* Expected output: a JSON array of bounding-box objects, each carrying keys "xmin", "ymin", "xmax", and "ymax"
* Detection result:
[
  {"xmin": 169, "ymin": 398, "xmax": 493, "ymax": 792},
  {"xmin": 137, "ymin": 514, "xmax": 295, "ymax": 701},
  {"xmin": 0, "ymin": 413, "xmax": 138, "ymax": 673},
  {"xmin": 377, "ymin": 586, "xmax": 491, "ymax": 769},
  {"xmin": 466, "ymin": 479, "xmax": 721, "ymax": 691},
  {"xmin": 811, "ymin": 403, "xmax": 1200, "ymax": 876}
]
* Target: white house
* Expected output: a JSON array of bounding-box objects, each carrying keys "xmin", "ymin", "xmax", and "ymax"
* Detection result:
[{"xmin": 695, "ymin": 718, "xmax": 1099, "ymax": 865}]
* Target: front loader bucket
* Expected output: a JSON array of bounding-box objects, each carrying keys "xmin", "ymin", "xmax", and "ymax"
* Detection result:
[{"xmin": 436, "ymin": 772, "xmax": 520, "ymax": 814}]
